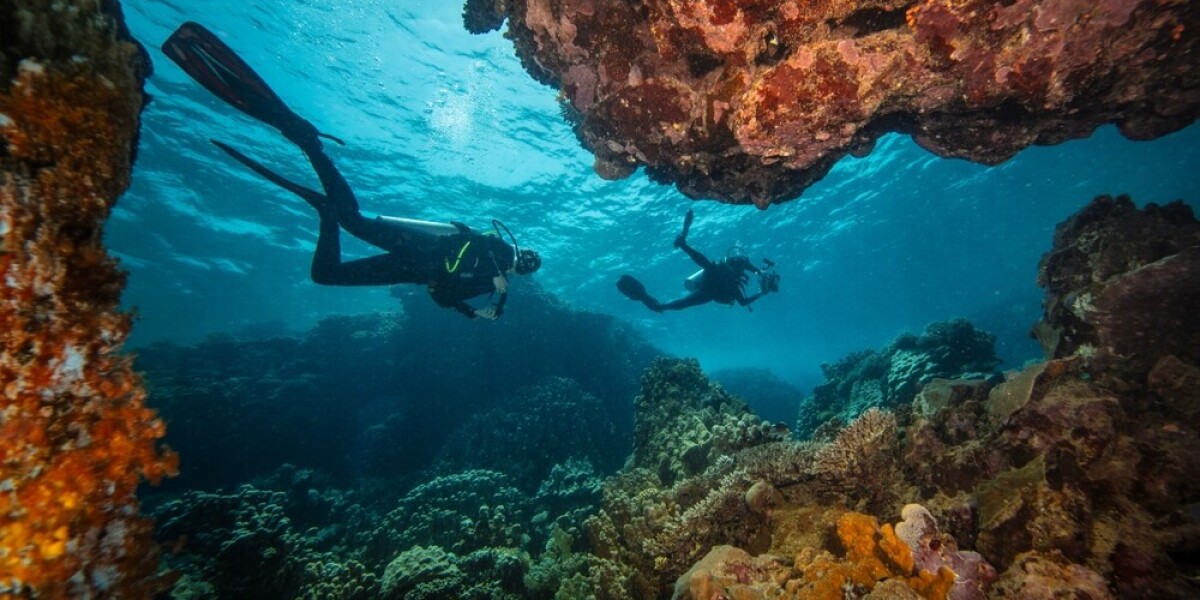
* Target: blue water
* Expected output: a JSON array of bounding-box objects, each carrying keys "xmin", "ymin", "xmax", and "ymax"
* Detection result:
[{"xmin": 110, "ymin": 0, "xmax": 1200, "ymax": 391}]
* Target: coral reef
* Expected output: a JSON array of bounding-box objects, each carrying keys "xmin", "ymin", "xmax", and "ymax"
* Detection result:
[
  {"xmin": 144, "ymin": 194, "xmax": 1197, "ymax": 598},
  {"xmin": 467, "ymin": 0, "xmax": 1200, "ymax": 206},
  {"xmin": 434, "ymin": 377, "xmax": 622, "ymax": 491},
  {"xmin": 665, "ymin": 506, "xmax": 994, "ymax": 600},
  {"xmin": 368, "ymin": 469, "xmax": 532, "ymax": 559},
  {"xmin": 553, "ymin": 195, "xmax": 1198, "ymax": 598},
  {"xmin": 632, "ymin": 358, "xmax": 789, "ymax": 485},
  {"xmin": 152, "ymin": 481, "xmax": 378, "ymax": 599},
  {"xmin": 710, "ymin": 366, "xmax": 805, "ymax": 425},
  {"xmin": 149, "ymin": 463, "xmax": 600, "ymax": 600},
  {"xmin": 380, "ymin": 545, "xmax": 527, "ymax": 600},
  {"xmin": 0, "ymin": 1, "xmax": 176, "ymax": 596},
  {"xmin": 136, "ymin": 283, "xmax": 657, "ymax": 491},
  {"xmin": 1035, "ymin": 194, "xmax": 1200, "ymax": 378},
  {"xmin": 797, "ymin": 318, "xmax": 1000, "ymax": 439}
]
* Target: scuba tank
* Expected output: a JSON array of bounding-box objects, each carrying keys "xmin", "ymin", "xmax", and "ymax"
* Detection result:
[
  {"xmin": 687, "ymin": 244, "xmax": 747, "ymax": 290},
  {"xmin": 375, "ymin": 216, "xmax": 463, "ymax": 237}
]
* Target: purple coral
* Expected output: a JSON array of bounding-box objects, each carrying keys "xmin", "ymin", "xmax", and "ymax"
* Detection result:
[{"xmin": 896, "ymin": 504, "xmax": 998, "ymax": 600}]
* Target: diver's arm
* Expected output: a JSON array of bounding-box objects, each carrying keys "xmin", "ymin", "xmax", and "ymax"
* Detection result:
[
  {"xmin": 430, "ymin": 284, "xmax": 482, "ymax": 319},
  {"xmin": 738, "ymin": 291, "xmax": 764, "ymax": 306},
  {"xmin": 455, "ymin": 301, "xmax": 481, "ymax": 319}
]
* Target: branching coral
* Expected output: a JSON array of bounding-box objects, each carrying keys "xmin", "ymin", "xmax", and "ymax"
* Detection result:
[
  {"xmin": 807, "ymin": 408, "xmax": 904, "ymax": 510},
  {"xmin": 0, "ymin": 2, "xmax": 176, "ymax": 597}
]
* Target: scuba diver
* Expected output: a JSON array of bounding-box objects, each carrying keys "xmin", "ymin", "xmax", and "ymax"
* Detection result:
[
  {"xmin": 616, "ymin": 210, "xmax": 780, "ymax": 313},
  {"xmin": 162, "ymin": 22, "xmax": 540, "ymax": 320}
]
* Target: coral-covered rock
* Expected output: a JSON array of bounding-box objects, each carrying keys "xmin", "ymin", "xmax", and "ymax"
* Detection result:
[
  {"xmin": 0, "ymin": 1, "xmax": 177, "ymax": 596},
  {"xmin": 380, "ymin": 545, "xmax": 527, "ymax": 600},
  {"xmin": 380, "ymin": 546, "xmax": 462, "ymax": 600},
  {"xmin": 369, "ymin": 470, "xmax": 530, "ymax": 561},
  {"xmin": 808, "ymin": 408, "xmax": 906, "ymax": 512},
  {"xmin": 798, "ymin": 319, "xmax": 1000, "ymax": 439},
  {"xmin": 990, "ymin": 551, "xmax": 1112, "ymax": 600},
  {"xmin": 433, "ymin": 376, "xmax": 621, "ymax": 491},
  {"xmin": 677, "ymin": 508, "xmax": 994, "ymax": 599},
  {"xmin": 632, "ymin": 357, "xmax": 783, "ymax": 485},
  {"xmin": 1036, "ymin": 194, "xmax": 1200, "ymax": 378},
  {"xmin": 467, "ymin": 0, "xmax": 1200, "ymax": 206},
  {"xmin": 671, "ymin": 545, "xmax": 792, "ymax": 600},
  {"xmin": 151, "ymin": 483, "xmax": 380, "ymax": 599}
]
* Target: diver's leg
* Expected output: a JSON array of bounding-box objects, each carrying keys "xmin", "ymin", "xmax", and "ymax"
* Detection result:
[
  {"xmin": 340, "ymin": 217, "xmax": 440, "ymax": 254},
  {"xmin": 659, "ymin": 291, "xmax": 710, "ymax": 311},
  {"xmin": 286, "ymin": 136, "xmax": 436, "ymax": 255},
  {"xmin": 310, "ymin": 216, "xmax": 424, "ymax": 286},
  {"xmin": 677, "ymin": 241, "xmax": 715, "ymax": 270},
  {"xmin": 287, "ymin": 135, "xmax": 361, "ymax": 222}
]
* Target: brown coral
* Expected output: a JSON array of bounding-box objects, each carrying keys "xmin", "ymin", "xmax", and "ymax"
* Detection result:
[{"xmin": 0, "ymin": 1, "xmax": 177, "ymax": 597}]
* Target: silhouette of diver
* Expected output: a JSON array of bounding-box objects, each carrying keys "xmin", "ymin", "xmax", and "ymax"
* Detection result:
[
  {"xmin": 162, "ymin": 22, "xmax": 540, "ymax": 320},
  {"xmin": 617, "ymin": 210, "xmax": 779, "ymax": 312}
]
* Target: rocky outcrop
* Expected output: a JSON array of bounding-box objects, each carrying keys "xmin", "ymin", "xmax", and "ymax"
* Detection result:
[
  {"xmin": 0, "ymin": 1, "xmax": 176, "ymax": 596},
  {"xmin": 797, "ymin": 318, "xmax": 1001, "ymax": 439},
  {"xmin": 1035, "ymin": 194, "xmax": 1200, "ymax": 379},
  {"xmin": 467, "ymin": 0, "xmax": 1200, "ymax": 206}
]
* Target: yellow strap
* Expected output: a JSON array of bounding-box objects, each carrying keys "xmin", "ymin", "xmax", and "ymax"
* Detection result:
[{"xmin": 445, "ymin": 240, "xmax": 471, "ymax": 273}]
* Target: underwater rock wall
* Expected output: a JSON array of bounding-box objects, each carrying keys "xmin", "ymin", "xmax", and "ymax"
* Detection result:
[
  {"xmin": 466, "ymin": 0, "xmax": 1200, "ymax": 206},
  {"xmin": 0, "ymin": 1, "xmax": 177, "ymax": 597}
]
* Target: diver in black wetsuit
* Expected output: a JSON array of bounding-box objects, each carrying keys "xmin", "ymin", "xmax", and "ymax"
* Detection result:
[
  {"xmin": 616, "ymin": 210, "xmax": 779, "ymax": 313},
  {"xmin": 163, "ymin": 22, "xmax": 540, "ymax": 320}
]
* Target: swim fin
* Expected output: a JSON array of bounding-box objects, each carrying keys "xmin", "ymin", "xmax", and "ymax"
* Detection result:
[
  {"xmin": 617, "ymin": 275, "xmax": 663, "ymax": 312},
  {"xmin": 674, "ymin": 209, "xmax": 694, "ymax": 248},
  {"xmin": 681, "ymin": 209, "xmax": 694, "ymax": 239},
  {"xmin": 162, "ymin": 22, "xmax": 343, "ymax": 145},
  {"xmin": 210, "ymin": 140, "xmax": 329, "ymax": 213}
]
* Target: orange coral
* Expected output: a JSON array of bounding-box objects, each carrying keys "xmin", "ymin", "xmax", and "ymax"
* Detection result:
[
  {"xmin": 794, "ymin": 511, "xmax": 955, "ymax": 600},
  {"xmin": 1, "ymin": 14, "xmax": 178, "ymax": 599}
]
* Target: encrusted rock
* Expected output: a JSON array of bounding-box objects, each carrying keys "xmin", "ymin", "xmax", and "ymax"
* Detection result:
[
  {"xmin": 1036, "ymin": 194, "xmax": 1200, "ymax": 378},
  {"xmin": 1, "ymin": 1, "xmax": 176, "ymax": 596},
  {"xmin": 631, "ymin": 357, "xmax": 776, "ymax": 485},
  {"xmin": 798, "ymin": 318, "xmax": 1000, "ymax": 439},
  {"xmin": 468, "ymin": 0, "xmax": 1200, "ymax": 205}
]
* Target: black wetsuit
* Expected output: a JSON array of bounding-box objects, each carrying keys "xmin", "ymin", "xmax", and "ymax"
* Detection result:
[
  {"xmin": 292, "ymin": 130, "xmax": 513, "ymax": 318},
  {"xmin": 660, "ymin": 240, "xmax": 763, "ymax": 311},
  {"xmin": 161, "ymin": 22, "xmax": 514, "ymax": 319}
]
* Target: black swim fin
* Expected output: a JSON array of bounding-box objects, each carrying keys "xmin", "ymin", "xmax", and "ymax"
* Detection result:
[
  {"xmin": 162, "ymin": 22, "xmax": 343, "ymax": 145},
  {"xmin": 681, "ymin": 209, "xmax": 694, "ymax": 239},
  {"xmin": 617, "ymin": 275, "xmax": 663, "ymax": 312},
  {"xmin": 210, "ymin": 140, "xmax": 328, "ymax": 213},
  {"xmin": 674, "ymin": 209, "xmax": 695, "ymax": 248}
]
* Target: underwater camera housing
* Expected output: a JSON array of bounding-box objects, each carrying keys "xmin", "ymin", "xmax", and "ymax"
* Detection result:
[{"xmin": 759, "ymin": 259, "xmax": 780, "ymax": 293}]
